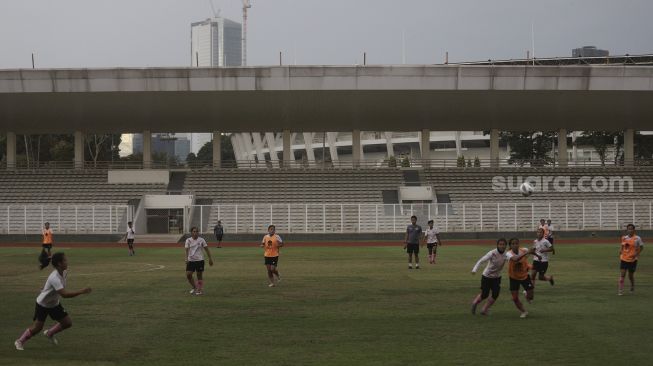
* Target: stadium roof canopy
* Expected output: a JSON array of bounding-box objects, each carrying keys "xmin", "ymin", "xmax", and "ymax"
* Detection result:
[{"xmin": 1, "ymin": 63, "xmax": 652, "ymax": 134}]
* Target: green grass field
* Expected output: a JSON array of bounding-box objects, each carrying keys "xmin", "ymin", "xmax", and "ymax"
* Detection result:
[{"xmin": 0, "ymin": 243, "xmax": 651, "ymax": 366}]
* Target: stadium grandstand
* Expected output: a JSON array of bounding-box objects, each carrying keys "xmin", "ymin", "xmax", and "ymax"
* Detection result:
[{"xmin": 1, "ymin": 58, "xmax": 653, "ymax": 237}]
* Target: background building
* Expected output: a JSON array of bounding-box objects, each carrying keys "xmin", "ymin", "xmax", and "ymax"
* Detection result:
[
  {"xmin": 190, "ymin": 17, "xmax": 242, "ymax": 67},
  {"xmin": 572, "ymin": 46, "xmax": 609, "ymax": 57},
  {"xmin": 189, "ymin": 16, "xmax": 243, "ymax": 153}
]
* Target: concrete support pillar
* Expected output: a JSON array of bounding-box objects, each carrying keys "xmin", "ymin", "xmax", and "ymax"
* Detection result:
[
  {"xmin": 265, "ymin": 132, "xmax": 278, "ymax": 162},
  {"xmin": 558, "ymin": 129, "xmax": 568, "ymax": 167},
  {"xmin": 572, "ymin": 131, "xmax": 578, "ymax": 162},
  {"xmin": 384, "ymin": 132, "xmax": 394, "ymax": 157},
  {"xmin": 624, "ymin": 128, "xmax": 634, "ymax": 166},
  {"xmin": 454, "ymin": 131, "xmax": 462, "ymax": 157},
  {"xmin": 251, "ymin": 133, "xmax": 266, "ymax": 163},
  {"xmin": 6, "ymin": 131, "xmax": 16, "ymax": 169},
  {"xmin": 212, "ymin": 131, "xmax": 221, "ymax": 169},
  {"xmin": 302, "ymin": 132, "xmax": 316, "ymax": 163},
  {"xmin": 352, "ymin": 129, "xmax": 361, "ymax": 168},
  {"xmin": 74, "ymin": 131, "xmax": 84, "ymax": 169},
  {"xmin": 282, "ymin": 129, "xmax": 292, "ymax": 167},
  {"xmin": 327, "ymin": 132, "xmax": 339, "ymax": 161},
  {"xmin": 420, "ymin": 129, "xmax": 430, "ymax": 167},
  {"xmin": 490, "ymin": 128, "xmax": 499, "ymax": 168},
  {"xmin": 142, "ymin": 130, "xmax": 151, "ymax": 169}
]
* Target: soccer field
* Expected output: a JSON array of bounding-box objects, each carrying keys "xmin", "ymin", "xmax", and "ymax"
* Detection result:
[{"xmin": 0, "ymin": 243, "xmax": 651, "ymax": 366}]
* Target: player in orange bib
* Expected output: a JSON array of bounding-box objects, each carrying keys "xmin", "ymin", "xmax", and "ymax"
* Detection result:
[
  {"xmin": 506, "ymin": 237, "xmax": 541, "ymax": 318},
  {"xmin": 39, "ymin": 222, "xmax": 54, "ymax": 270},
  {"xmin": 261, "ymin": 225, "xmax": 284, "ymax": 287},
  {"xmin": 618, "ymin": 223, "xmax": 644, "ymax": 295}
]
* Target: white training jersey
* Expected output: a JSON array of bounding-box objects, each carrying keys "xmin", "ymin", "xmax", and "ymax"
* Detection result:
[
  {"xmin": 472, "ymin": 249, "xmax": 508, "ymax": 278},
  {"xmin": 36, "ymin": 269, "xmax": 66, "ymax": 308},
  {"xmin": 533, "ymin": 238, "xmax": 553, "ymax": 262},
  {"xmin": 547, "ymin": 224, "xmax": 554, "ymax": 236},
  {"xmin": 126, "ymin": 227, "xmax": 135, "ymax": 240},
  {"xmin": 185, "ymin": 237, "xmax": 208, "ymax": 262},
  {"xmin": 424, "ymin": 227, "xmax": 440, "ymax": 244}
]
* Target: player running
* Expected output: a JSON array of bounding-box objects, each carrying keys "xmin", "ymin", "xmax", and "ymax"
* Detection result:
[
  {"xmin": 506, "ymin": 238, "xmax": 541, "ymax": 318},
  {"xmin": 471, "ymin": 238, "xmax": 509, "ymax": 315},
  {"xmin": 185, "ymin": 227, "xmax": 214, "ymax": 295},
  {"xmin": 530, "ymin": 228, "xmax": 555, "ymax": 287},
  {"xmin": 14, "ymin": 252, "xmax": 92, "ymax": 351},
  {"xmin": 261, "ymin": 225, "xmax": 283, "ymax": 287},
  {"xmin": 424, "ymin": 219, "xmax": 442, "ymax": 264},
  {"xmin": 404, "ymin": 215, "xmax": 423, "ymax": 269},
  {"xmin": 618, "ymin": 224, "xmax": 644, "ymax": 296},
  {"xmin": 538, "ymin": 219, "xmax": 549, "ymax": 239},
  {"xmin": 122, "ymin": 221, "xmax": 136, "ymax": 256}
]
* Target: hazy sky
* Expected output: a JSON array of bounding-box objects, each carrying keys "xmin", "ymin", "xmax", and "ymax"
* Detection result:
[{"xmin": 1, "ymin": 0, "xmax": 652, "ymax": 68}]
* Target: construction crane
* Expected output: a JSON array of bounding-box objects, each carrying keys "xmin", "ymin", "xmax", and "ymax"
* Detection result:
[{"xmin": 242, "ymin": 0, "xmax": 252, "ymax": 66}]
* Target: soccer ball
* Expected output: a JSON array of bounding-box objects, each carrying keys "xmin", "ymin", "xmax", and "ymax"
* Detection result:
[{"xmin": 520, "ymin": 182, "xmax": 534, "ymax": 197}]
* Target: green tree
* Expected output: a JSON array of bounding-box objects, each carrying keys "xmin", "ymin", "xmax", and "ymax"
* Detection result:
[
  {"xmin": 575, "ymin": 131, "xmax": 622, "ymax": 166},
  {"xmin": 498, "ymin": 131, "xmax": 554, "ymax": 166},
  {"xmin": 186, "ymin": 134, "xmax": 235, "ymax": 168}
]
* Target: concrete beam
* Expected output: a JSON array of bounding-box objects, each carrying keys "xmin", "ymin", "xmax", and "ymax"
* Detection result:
[
  {"xmin": 490, "ymin": 129, "xmax": 499, "ymax": 168},
  {"xmin": 251, "ymin": 132, "xmax": 266, "ymax": 162},
  {"xmin": 6, "ymin": 131, "xmax": 16, "ymax": 169},
  {"xmin": 454, "ymin": 131, "xmax": 462, "ymax": 157},
  {"xmin": 624, "ymin": 128, "xmax": 634, "ymax": 166},
  {"xmin": 74, "ymin": 131, "xmax": 84, "ymax": 169},
  {"xmin": 558, "ymin": 129, "xmax": 568, "ymax": 167},
  {"xmin": 352, "ymin": 130, "xmax": 361, "ymax": 167},
  {"xmin": 212, "ymin": 131, "xmax": 221, "ymax": 169},
  {"xmin": 142, "ymin": 131, "xmax": 151, "ymax": 169}
]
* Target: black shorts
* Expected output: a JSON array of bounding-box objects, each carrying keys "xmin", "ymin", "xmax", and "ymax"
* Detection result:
[
  {"xmin": 532, "ymin": 261, "xmax": 549, "ymax": 275},
  {"xmin": 620, "ymin": 260, "xmax": 638, "ymax": 272},
  {"xmin": 42, "ymin": 244, "xmax": 52, "ymax": 250},
  {"xmin": 265, "ymin": 256, "xmax": 279, "ymax": 266},
  {"xmin": 427, "ymin": 243, "xmax": 437, "ymax": 253},
  {"xmin": 186, "ymin": 260, "xmax": 205, "ymax": 273},
  {"xmin": 480, "ymin": 276, "xmax": 501, "ymax": 299},
  {"xmin": 509, "ymin": 277, "xmax": 534, "ymax": 292},
  {"xmin": 547, "ymin": 236, "xmax": 554, "ymax": 245},
  {"xmin": 33, "ymin": 303, "xmax": 68, "ymax": 322},
  {"xmin": 127, "ymin": 239, "xmax": 134, "ymax": 245},
  {"xmin": 215, "ymin": 235, "xmax": 223, "ymax": 241},
  {"xmin": 406, "ymin": 244, "xmax": 419, "ymax": 254}
]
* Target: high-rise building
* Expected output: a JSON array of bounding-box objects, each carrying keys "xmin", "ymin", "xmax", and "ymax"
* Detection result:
[
  {"xmin": 572, "ymin": 46, "xmax": 609, "ymax": 58},
  {"xmin": 190, "ymin": 17, "xmax": 242, "ymax": 67},
  {"xmin": 189, "ymin": 16, "xmax": 242, "ymax": 154}
]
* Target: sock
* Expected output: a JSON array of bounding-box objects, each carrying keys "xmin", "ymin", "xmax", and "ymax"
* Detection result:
[
  {"xmin": 46, "ymin": 323, "xmax": 63, "ymax": 337},
  {"xmin": 472, "ymin": 294, "xmax": 482, "ymax": 305},
  {"xmin": 18, "ymin": 328, "xmax": 33, "ymax": 343},
  {"xmin": 197, "ymin": 280, "xmax": 204, "ymax": 291},
  {"xmin": 409, "ymin": 263, "xmax": 412, "ymax": 268},
  {"xmin": 619, "ymin": 277, "xmax": 624, "ymax": 291},
  {"xmin": 482, "ymin": 298, "xmax": 495, "ymax": 313}
]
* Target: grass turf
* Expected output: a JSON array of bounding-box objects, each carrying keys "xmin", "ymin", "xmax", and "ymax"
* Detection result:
[{"xmin": 0, "ymin": 243, "xmax": 651, "ymax": 366}]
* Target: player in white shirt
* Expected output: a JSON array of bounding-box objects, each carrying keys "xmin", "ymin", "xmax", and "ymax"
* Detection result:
[
  {"xmin": 14, "ymin": 252, "xmax": 92, "ymax": 351},
  {"xmin": 546, "ymin": 219, "xmax": 555, "ymax": 244},
  {"xmin": 423, "ymin": 220, "xmax": 442, "ymax": 264},
  {"xmin": 470, "ymin": 238, "xmax": 509, "ymax": 315},
  {"xmin": 122, "ymin": 221, "xmax": 136, "ymax": 256},
  {"xmin": 185, "ymin": 226, "xmax": 214, "ymax": 295},
  {"xmin": 530, "ymin": 227, "xmax": 555, "ymax": 288}
]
